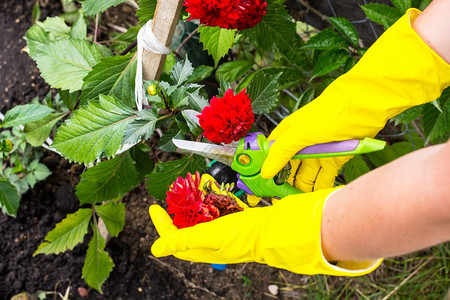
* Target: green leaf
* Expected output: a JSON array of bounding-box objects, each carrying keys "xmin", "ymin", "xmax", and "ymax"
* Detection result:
[
  {"xmin": 52, "ymin": 95, "xmax": 136, "ymax": 164},
  {"xmin": 82, "ymin": 223, "xmax": 114, "ymax": 293},
  {"xmin": 302, "ymin": 28, "xmax": 349, "ymax": 50},
  {"xmin": 79, "ymin": 0, "xmax": 128, "ymax": 15},
  {"xmin": 81, "ymin": 53, "xmax": 137, "ymax": 108},
  {"xmin": 198, "ymin": 26, "xmax": 235, "ymax": 67},
  {"xmin": 215, "ymin": 60, "xmax": 254, "ymax": 83},
  {"xmin": 2, "ymin": 104, "xmax": 54, "ymax": 128},
  {"xmin": 418, "ymin": 0, "xmax": 432, "ymax": 10},
  {"xmin": 24, "ymin": 112, "xmax": 67, "ymax": 146},
  {"xmin": 128, "ymin": 145, "xmax": 154, "ymax": 177},
  {"xmin": 94, "ymin": 202, "xmax": 126, "ymax": 237},
  {"xmin": 328, "ymin": 17, "xmax": 359, "ymax": 48},
  {"xmin": 423, "ymin": 89, "xmax": 450, "ymax": 143},
  {"xmin": 122, "ymin": 109, "xmax": 157, "ymax": 145},
  {"xmin": 70, "ymin": 11, "xmax": 87, "ymax": 39},
  {"xmin": 391, "ymin": 0, "xmax": 412, "ymax": 13},
  {"xmin": 147, "ymin": 155, "xmax": 206, "ymax": 200},
  {"xmin": 243, "ymin": 2, "xmax": 297, "ymax": 56},
  {"xmin": 32, "ymin": 1, "xmax": 41, "ymax": 24},
  {"xmin": 170, "ymin": 56, "xmax": 194, "ymax": 86},
  {"xmin": 181, "ymin": 111, "xmax": 202, "ymax": 136},
  {"xmin": 59, "ymin": 89, "xmax": 79, "ymax": 111},
  {"xmin": 33, "ymin": 163, "xmax": 52, "ymax": 181},
  {"xmin": 237, "ymin": 66, "xmax": 304, "ymax": 92},
  {"xmin": 0, "ymin": 181, "xmax": 20, "ymax": 217},
  {"xmin": 344, "ymin": 155, "xmax": 370, "ymax": 183},
  {"xmin": 40, "ymin": 16, "xmax": 71, "ymax": 38},
  {"xmin": 137, "ymin": 0, "xmax": 157, "ymax": 24},
  {"xmin": 34, "ymin": 208, "xmax": 92, "ymax": 255},
  {"xmin": 25, "ymin": 24, "xmax": 51, "ymax": 57},
  {"xmin": 187, "ymin": 91, "xmax": 209, "ymax": 112},
  {"xmin": 32, "ymin": 39, "xmax": 102, "ymax": 92},
  {"xmin": 157, "ymin": 129, "xmax": 183, "ymax": 152},
  {"xmin": 110, "ymin": 26, "xmax": 140, "ymax": 53},
  {"xmin": 187, "ymin": 65, "xmax": 214, "ymax": 83},
  {"xmin": 248, "ymin": 72, "xmax": 281, "ymax": 114},
  {"xmin": 366, "ymin": 142, "xmax": 415, "ymax": 167},
  {"xmin": 217, "ymin": 77, "xmax": 232, "ymax": 97},
  {"xmin": 311, "ymin": 49, "xmax": 349, "ymax": 80},
  {"xmin": 361, "ymin": 3, "xmax": 403, "ymax": 29},
  {"xmin": 391, "ymin": 104, "xmax": 424, "ymax": 125}
]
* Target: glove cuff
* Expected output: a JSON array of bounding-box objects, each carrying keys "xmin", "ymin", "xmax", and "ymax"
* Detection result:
[{"xmin": 261, "ymin": 187, "xmax": 382, "ymax": 276}]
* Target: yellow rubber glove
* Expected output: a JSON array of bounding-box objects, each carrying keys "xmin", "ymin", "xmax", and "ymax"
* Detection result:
[
  {"xmin": 261, "ymin": 9, "xmax": 450, "ymax": 192},
  {"xmin": 150, "ymin": 187, "xmax": 382, "ymax": 276}
]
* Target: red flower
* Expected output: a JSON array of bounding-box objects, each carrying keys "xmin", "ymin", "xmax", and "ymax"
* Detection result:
[
  {"xmin": 198, "ymin": 89, "xmax": 254, "ymax": 144},
  {"xmin": 166, "ymin": 172, "xmax": 219, "ymax": 228},
  {"xmin": 184, "ymin": 0, "xmax": 267, "ymax": 30}
]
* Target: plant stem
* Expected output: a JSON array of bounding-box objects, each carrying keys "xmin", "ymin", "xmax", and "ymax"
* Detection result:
[
  {"xmin": 120, "ymin": 40, "xmax": 137, "ymax": 55},
  {"xmin": 297, "ymin": 0, "xmax": 331, "ymax": 24},
  {"xmin": 160, "ymin": 91, "xmax": 172, "ymax": 113},
  {"xmin": 175, "ymin": 27, "xmax": 199, "ymax": 54},
  {"xmin": 94, "ymin": 13, "xmax": 99, "ymax": 43}
]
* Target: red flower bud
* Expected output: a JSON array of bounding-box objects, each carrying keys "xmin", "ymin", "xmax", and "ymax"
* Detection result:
[{"xmin": 198, "ymin": 89, "xmax": 254, "ymax": 144}]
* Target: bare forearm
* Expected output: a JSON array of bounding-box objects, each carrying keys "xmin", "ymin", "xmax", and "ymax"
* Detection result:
[{"xmin": 321, "ymin": 140, "xmax": 450, "ymax": 262}]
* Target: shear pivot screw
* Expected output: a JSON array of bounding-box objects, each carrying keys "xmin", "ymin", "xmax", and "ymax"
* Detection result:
[{"xmin": 237, "ymin": 154, "xmax": 251, "ymax": 165}]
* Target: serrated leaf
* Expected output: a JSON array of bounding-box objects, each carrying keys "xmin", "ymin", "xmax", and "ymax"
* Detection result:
[
  {"xmin": 181, "ymin": 111, "xmax": 202, "ymax": 136},
  {"xmin": 243, "ymin": 3, "xmax": 297, "ymax": 55},
  {"xmin": 328, "ymin": 17, "xmax": 359, "ymax": 48},
  {"xmin": 75, "ymin": 152, "xmax": 138, "ymax": 204},
  {"xmin": 302, "ymin": 28, "xmax": 349, "ymax": 50},
  {"xmin": 187, "ymin": 91, "xmax": 209, "ymax": 112},
  {"xmin": 122, "ymin": 109, "xmax": 157, "ymax": 145},
  {"xmin": 237, "ymin": 66, "xmax": 304, "ymax": 92},
  {"xmin": 391, "ymin": 0, "xmax": 412, "ymax": 13},
  {"xmin": 198, "ymin": 26, "xmax": 235, "ymax": 67},
  {"xmin": 366, "ymin": 142, "xmax": 415, "ymax": 167},
  {"xmin": 128, "ymin": 145, "xmax": 154, "ymax": 177},
  {"xmin": 79, "ymin": 0, "xmax": 128, "ymax": 15},
  {"xmin": 157, "ymin": 129, "xmax": 183, "ymax": 152},
  {"xmin": 40, "ymin": 16, "xmax": 70, "ymax": 38},
  {"xmin": 32, "ymin": 38, "xmax": 102, "ymax": 92},
  {"xmin": 82, "ymin": 223, "xmax": 114, "ymax": 293},
  {"xmin": 25, "ymin": 25, "xmax": 51, "ymax": 57},
  {"xmin": 217, "ymin": 77, "xmax": 232, "ymax": 97},
  {"xmin": 137, "ymin": 0, "xmax": 157, "ymax": 24},
  {"xmin": 34, "ymin": 208, "xmax": 92, "ymax": 255},
  {"xmin": 171, "ymin": 86, "xmax": 189, "ymax": 109},
  {"xmin": 2, "ymin": 104, "xmax": 54, "ymax": 128},
  {"xmin": 361, "ymin": 3, "xmax": 402, "ymax": 29},
  {"xmin": 147, "ymin": 155, "xmax": 206, "ymax": 200},
  {"xmin": 0, "ymin": 181, "xmax": 20, "ymax": 217},
  {"xmin": 391, "ymin": 104, "xmax": 424, "ymax": 125},
  {"xmin": 81, "ymin": 53, "xmax": 137, "ymax": 108},
  {"xmin": 94, "ymin": 202, "xmax": 126, "ymax": 237},
  {"xmin": 170, "ymin": 56, "xmax": 194, "ymax": 86},
  {"xmin": 52, "ymin": 95, "xmax": 136, "ymax": 164},
  {"xmin": 59, "ymin": 89, "xmax": 79, "ymax": 111},
  {"xmin": 248, "ymin": 72, "xmax": 281, "ymax": 114},
  {"xmin": 33, "ymin": 163, "xmax": 51, "ymax": 181},
  {"xmin": 187, "ymin": 65, "xmax": 214, "ymax": 83},
  {"xmin": 344, "ymin": 155, "xmax": 370, "ymax": 183},
  {"xmin": 215, "ymin": 60, "xmax": 254, "ymax": 83},
  {"xmin": 70, "ymin": 11, "xmax": 87, "ymax": 39},
  {"xmin": 423, "ymin": 89, "xmax": 450, "ymax": 143},
  {"xmin": 24, "ymin": 112, "xmax": 67, "ymax": 146},
  {"xmin": 311, "ymin": 49, "xmax": 349, "ymax": 80}
]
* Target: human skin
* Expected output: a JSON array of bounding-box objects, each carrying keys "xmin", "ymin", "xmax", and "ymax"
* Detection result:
[
  {"xmin": 320, "ymin": 0, "xmax": 450, "ymax": 262},
  {"xmin": 322, "ymin": 139, "xmax": 450, "ymax": 262}
]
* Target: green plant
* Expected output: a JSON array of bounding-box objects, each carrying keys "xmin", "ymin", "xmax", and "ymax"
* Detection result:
[{"xmin": 1, "ymin": 0, "xmax": 447, "ymax": 294}]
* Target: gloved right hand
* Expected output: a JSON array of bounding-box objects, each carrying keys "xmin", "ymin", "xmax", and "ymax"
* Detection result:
[{"xmin": 261, "ymin": 9, "xmax": 450, "ymax": 192}]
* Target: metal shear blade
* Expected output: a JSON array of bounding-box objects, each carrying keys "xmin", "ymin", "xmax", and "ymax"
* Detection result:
[{"xmin": 172, "ymin": 139, "xmax": 236, "ymax": 166}]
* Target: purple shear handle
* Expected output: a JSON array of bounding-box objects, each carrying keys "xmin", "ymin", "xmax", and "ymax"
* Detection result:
[{"xmin": 268, "ymin": 139, "xmax": 360, "ymax": 154}]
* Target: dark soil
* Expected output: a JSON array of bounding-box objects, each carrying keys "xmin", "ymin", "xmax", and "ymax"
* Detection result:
[{"xmin": 1, "ymin": 1, "xmax": 448, "ymax": 300}]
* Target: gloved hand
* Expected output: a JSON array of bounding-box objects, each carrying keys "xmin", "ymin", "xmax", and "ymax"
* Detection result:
[
  {"xmin": 150, "ymin": 187, "xmax": 382, "ymax": 276},
  {"xmin": 261, "ymin": 9, "xmax": 450, "ymax": 192}
]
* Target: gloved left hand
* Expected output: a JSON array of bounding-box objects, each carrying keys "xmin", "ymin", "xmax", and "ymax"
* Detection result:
[{"xmin": 150, "ymin": 187, "xmax": 382, "ymax": 276}]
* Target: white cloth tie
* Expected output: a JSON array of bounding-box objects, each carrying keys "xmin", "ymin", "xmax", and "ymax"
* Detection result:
[{"xmin": 135, "ymin": 20, "xmax": 172, "ymax": 111}]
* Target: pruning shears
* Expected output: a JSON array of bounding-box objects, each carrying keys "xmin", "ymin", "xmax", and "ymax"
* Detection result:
[{"xmin": 173, "ymin": 132, "xmax": 386, "ymax": 205}]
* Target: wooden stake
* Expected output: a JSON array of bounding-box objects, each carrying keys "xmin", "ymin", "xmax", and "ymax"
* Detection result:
[{"xmin": 142, "ymin": 0, "xmax": 184, "ymax": 80}]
